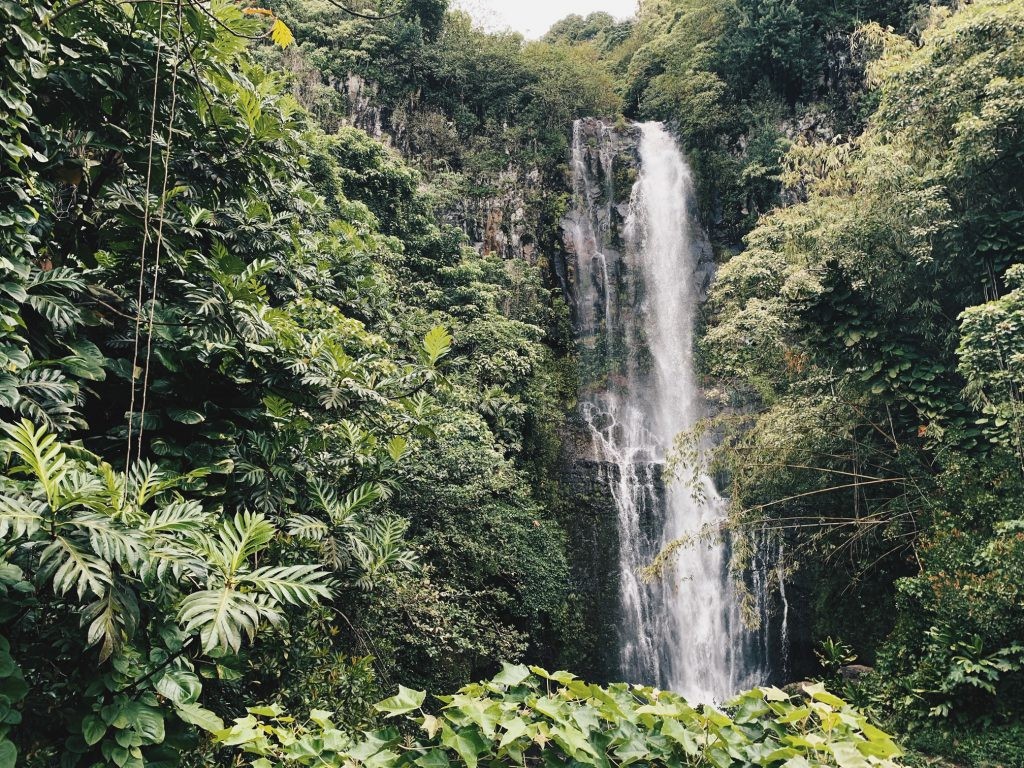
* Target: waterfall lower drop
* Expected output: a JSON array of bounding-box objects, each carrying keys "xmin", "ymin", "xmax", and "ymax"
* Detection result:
[{"xmin": 566, "ymin": 119, "xmax": 782, "ymax": 702}]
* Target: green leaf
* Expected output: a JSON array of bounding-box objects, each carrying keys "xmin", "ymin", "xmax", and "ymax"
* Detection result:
[
  {"xmin": 128, "ymin": 704, "xmax": 166, "ymax": 745},
  {"xmin": 831, "ymin": 741, "xmax": 870, "ymax": 768},
  {"xmin": 270, "ymin": 18, "xmax": 294, "ymax": 48},
  {"xmin": 439, "ymin": 724, "xmax": 487, "ymax": 768},
  {"xmin": 155, "ymin": 669, "xmax": 202, "ymax": 706},
  {"xmin": 39, "ymin": 538, "xmax": 112, "ymax": 600},
  {"xmin": 240, "ymin": 565, "xmax": 332, "ymax": 605},
  {"xmin": 659, "ymin": 718, "xmax": 699, "ymax": 756},
  {"xmin": 491, "ymin": 663, "xmax": 530, "ymax": 687},
  {"xmin": 422, "ymin": 326, "xmax": 453, "ymax": 367},
  {"xmin": 365, "ymin": 749, "xmax": 401, "ymax": 768},
  {"xmin": 0, "ymin": 741, "xmax": 14, "ymax": 768},
  {"xmin": 61, "ymin": 339, "xmax": 106, "ymax": 381},
  {"xmin": 858, "ymin": 739, "xmax": 902, "ymax": 759},
  {"xmin": 348, "ymin": 729, "xmax": 400, "ymax": 762},
  {"xmin": 2, "ymin": 419, "xmax": 68, "ymax": 507},
  {"xmin": 529, "ymin": 667, "xmax": 576, "ymax": 684},
  {"xmin": 422, "ymin": 714, "xmax": 441, "ymax": 739},
  {"xmin": 550, "ymin": 723, "xmax": 597, "ymax": 759},
  {"xmin": 498, "ymin": 716, "xmax": 528, "ymax": 748},
  {"xmin": 310, "ymin": 709, "xmax": 334, "ymax": 728},
  {"xmin": 178, "ymin": 588, "xmax": 261, "ymax": 653},
  {"xmin": 375, "ymin": 685, "xmax": 426, "ymax": 717},
  {"xmin": 82, "ymin": 715, "xmax": 107, "ymax": 746},
  {"xmin": 167, "ymin": 408, "xmax": 205, "ymax": 425},
  {"xmin": 414, "ymin": 749, "xmax": 450, "ymax": 768},
  {"xmin": 387, "ymin": 436, "xmax": 408, "ymax": 462},
  {"xmin": 216, "ymin": 511, "xmax": 276, "ymax": 575},
  {"xmin": 809, "ymin": 688, "xmax": 847, "ymax": 709},
  {"xmin": 247, "ymin": 704, "xmax": 284, "ymax": 717},
  {"xmin": 175, "ymin": 703, "xmax": 225, "ymax": 734}
]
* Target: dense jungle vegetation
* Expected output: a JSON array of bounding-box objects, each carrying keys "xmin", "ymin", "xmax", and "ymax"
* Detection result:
[{"xmin": 1, "ymin": 0, "xmax": 1022, "ymax": 766}]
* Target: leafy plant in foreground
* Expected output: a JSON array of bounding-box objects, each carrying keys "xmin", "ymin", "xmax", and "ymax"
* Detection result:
[{"xmin": 218, "ymin": 665, "xmax": 904, "ymax": 768}]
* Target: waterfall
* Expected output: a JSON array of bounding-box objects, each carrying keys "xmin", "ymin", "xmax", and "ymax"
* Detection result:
[{"xmin": 565, "ymin": 119, "xmax": 783, "ymax": 702}]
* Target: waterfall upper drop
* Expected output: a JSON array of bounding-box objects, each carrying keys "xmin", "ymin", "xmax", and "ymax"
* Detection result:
[{"xmin": 563, "ymin": 118, "xmax": 780, "ymax": 702}]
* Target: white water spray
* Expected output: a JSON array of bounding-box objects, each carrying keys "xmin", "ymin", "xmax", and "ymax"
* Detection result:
[{"xmin": 566, "ymin": 120, "xmax": 781, "ymax": 702}]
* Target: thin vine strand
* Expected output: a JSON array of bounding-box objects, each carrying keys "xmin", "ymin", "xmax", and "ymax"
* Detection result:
[
  {"xmin": 123, "ymin": 0, "xmax": 168, "ymax": 495},
  {"xmin": 136, "ymin": 0, "xmax": 185, "ymax": 462}
]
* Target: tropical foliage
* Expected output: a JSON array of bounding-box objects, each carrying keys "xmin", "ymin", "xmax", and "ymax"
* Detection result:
[{"xmin": 3, "ymin": 0, "xmax": 1024, "ymax": 765}]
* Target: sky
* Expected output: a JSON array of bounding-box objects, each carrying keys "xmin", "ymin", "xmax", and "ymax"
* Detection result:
[{"xmin": 452, "ymin": 0, "xmax": 638, "ymax": 39}]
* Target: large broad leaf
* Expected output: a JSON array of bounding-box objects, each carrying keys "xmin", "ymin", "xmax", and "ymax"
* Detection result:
[
  {"xmin": 175, "ymin": 703, "xmax": 225, "ymax": 734},
  {"xmin": 0, "ymin": 740, "xmax": 16, "ymax": 768},
  {"xmin": 82, "ymin": 715, "xmax": 106, "ymax": 746},
  {"xmin": 491, "ymin": 663, "xmax": 531, "ymax": 688},
  {"xmin": 114, "ymin": 701, "xmax": 165, "ymax": 745},
  {"xmin": 414, "ymin": 749, "xmax": 450, "ymax": 768},
  {"xmin": 60, "ymin": 339, "xmax": 106, "ymax": 381},
  {"xmin": 497, "ymin": 716, "xmax": 529, "ymax": 748},
  {"xmin": 375, "ymin": 685, "xmax": 426, "ymax": 717},
  {"xmin": 167, "ymin": 408, "xmax": 205, "ymax": 425},
  {"xmin": 439, "ymin": 724, "xmax": 487, "ymax": 768},
  {"xmin": 155, "ymin": 669, "xmax": 202, "ymax": 706}
]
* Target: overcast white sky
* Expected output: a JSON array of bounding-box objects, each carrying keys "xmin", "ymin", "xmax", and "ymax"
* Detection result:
[{"xmin": 452, "ymin": 0, "xmax": 638, "ymax": 39}]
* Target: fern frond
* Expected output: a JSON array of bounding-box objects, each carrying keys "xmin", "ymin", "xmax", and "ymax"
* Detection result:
[
  {"xmin": 0, "ymin": 494, "xmax": 45, "ymax": 539},
  {"xmin": 235, "ymin": 258, "xmax": 275, "ymax": 288},
  {"xmin": 55, "ymin": 469, "xmax": 108, "ymax": 514},
  {"xmin": 320, "ymin": 535, "xmax": 349, "ymax": 570},
  {"xmin": 286, "ymin": 514, "xmax": 330, "ymax": 541},
  {"xmin": 310, "ymin": 479, "xmax": 337, "ymax": 513},
  {"xmin": 40, "ymin": 537, "xmax": 113, "ymax": 599},
  {"xmin": 83, "ymin": 580, "xmax": 139, "ymax": 662},
  {"xmin": 348, "ymin": 515, "xmax": 418, "ymax": 590},
  {"xmin": 128, "ymin": 461, "xmax": 176, "ymax": 508},
  {"xmin": 144, "ymin": 500, "xmax": 210, "ymax": 535},
  {"xmin": 338, "ymin": 482, "xmax": 383, "ymax": 519},
  {"xmin": 26, "ymin": 266, "xmax": 85, "ymax": 293},
  {"xmin": 238, "ymin": 565, "xmax": 331, "ymax": 605},
  {"xmin": 211, "ymin": 511, "xmax": 275, "ymax": 576},
  {"xmin": 141, "ymin": 543, "xmax": 209, "ymax": 583},
  {"xmin": 26, "ymin": 293, "xmax": 81, "ymax": 330},
  {"xmin": 68, "ymin": 512, "xmax": 147, "ymax": 568},
  {"xmin": 178, "ymin": 588, "xmax": 277, "ymax": 653},
  {"xmin": 2, "ymin": 419, "xmax": 69, "ymax": 507}
]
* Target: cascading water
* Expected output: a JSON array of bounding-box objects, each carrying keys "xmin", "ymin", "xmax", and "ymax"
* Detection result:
[{"xmin": 564, "ymin": 119, "xmax": 784, "ymax": 702}]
